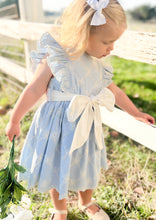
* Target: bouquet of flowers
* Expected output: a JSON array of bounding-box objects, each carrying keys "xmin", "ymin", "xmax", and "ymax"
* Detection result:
[{"xmin": 0, "ymin": 135, "xmax": 30, "ymax": 219}]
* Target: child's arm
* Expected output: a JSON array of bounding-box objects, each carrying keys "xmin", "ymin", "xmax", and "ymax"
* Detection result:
[
  {"xmin": 107, "ymin": 82, "xmax": 155, "ymax": 124},
  {"xmin": 6, "ymin": 57, "xmax": 53, "ymax": 141}
]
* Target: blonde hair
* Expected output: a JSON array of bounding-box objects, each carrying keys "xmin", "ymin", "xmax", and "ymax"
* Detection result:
[{"xmin": 54, "ymin": 0, "xmax": 127, "ymax": 60}]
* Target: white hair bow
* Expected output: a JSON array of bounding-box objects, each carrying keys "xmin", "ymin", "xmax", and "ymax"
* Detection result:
[{"xmin": 87, "ymin": 0, "xmax": 110, "ymax": 25}]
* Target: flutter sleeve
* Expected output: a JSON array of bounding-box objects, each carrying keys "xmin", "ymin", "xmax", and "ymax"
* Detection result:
[
  {"xmin": 29, "ymin": 32, "xmax": 69, "ymax": 84},
  {"xmin": 101, "ymin": 63, "xmax": 114, "ymax": 88}
]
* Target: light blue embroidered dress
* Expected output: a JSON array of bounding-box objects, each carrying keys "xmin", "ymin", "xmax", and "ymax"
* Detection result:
[{"xmin": 18, "ymin": 32, "xmax": 113, "ymax": 200}]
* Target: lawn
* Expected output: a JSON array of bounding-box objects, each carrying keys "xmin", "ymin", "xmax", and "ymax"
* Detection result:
[{"xmin": 0, "ymin": 56, "xmax": 156, "ymax": 220}]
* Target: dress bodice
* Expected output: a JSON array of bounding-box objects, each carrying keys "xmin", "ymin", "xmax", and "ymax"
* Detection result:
[{"xmin": 30, "ymin": 32, "xmax": 114, "ymax": 99}]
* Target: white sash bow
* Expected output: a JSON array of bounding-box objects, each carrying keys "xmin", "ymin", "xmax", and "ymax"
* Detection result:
[{"xmin": 48, "ymin": 88, "xmax": 115, "ymax": 155}]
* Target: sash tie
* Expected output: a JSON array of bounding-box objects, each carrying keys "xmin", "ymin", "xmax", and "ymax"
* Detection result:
[{"xmin": 47, "ymin": 88, "xmax": 115, "ymax": 155}]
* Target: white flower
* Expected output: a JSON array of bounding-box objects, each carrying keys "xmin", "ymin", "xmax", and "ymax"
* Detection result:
[
  {"xmin": 14, "ymin": 210, "xmax": 33, "ymax": 220},
  {"xmin": 10, "ymin": 205, "xmax": 24, "ymax": 214},
  {"xmin": 20, "ymin": 195, "xmax": 31, "ymax": 209},
  {"xmin": 6, "ymin": 207, "xmax": 33, "ymax": 220},
  {"xmin": 0, "ymin": 214, "xmax": 14, "ymax": 220},
  {"xmin": 0, "ymin": 195, "xmax": 33, "ymax": 220}
]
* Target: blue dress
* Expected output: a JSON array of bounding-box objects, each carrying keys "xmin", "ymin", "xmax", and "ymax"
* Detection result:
[{"xmin": 17, "ymin": 32, "xmax": 113, "ymax": 200}]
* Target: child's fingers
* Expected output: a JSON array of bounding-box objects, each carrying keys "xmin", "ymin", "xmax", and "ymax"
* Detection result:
[
  {"xmin": 11, "ymin": 133, "xmax": 20, "ymax": 141},
  {"xmin": 8, "ymin": 134, "xmax": 18, "ymax": 142},
  {"xmin": 135, "ymin": 112, "xmax": 155, "ymax": 125},
  {"xmin": 141, "ymin": 118, "xmax": 151, "ymax": 125},
  {"xmin": 5, "ymin": 134, "xmax": 12, "ymax": 142},
  {"xmin": 150, "ymin": 117, "xmax": 155, "ymax": 124},
  {"xmin": 5, "ymin": 133, "xmax": 14, "ymax": 142},
  {"xmin": 5, "ymin": 126, "xmax": 20, "ymax": 142},
  {"xmin": 145, "ymin": 114, "xmax": 155, "ymax": 124},
  {"xmin": 135, "ymin": 115, "xmax": 154, "ymax": 125}
]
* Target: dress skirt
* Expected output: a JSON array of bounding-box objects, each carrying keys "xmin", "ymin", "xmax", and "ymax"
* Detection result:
[{"xmin": 17, "ymin": 100, "xmax": 108, "ymax": 200}]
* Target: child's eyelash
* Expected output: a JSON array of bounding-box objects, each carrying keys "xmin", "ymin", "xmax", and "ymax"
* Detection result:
[{"xmin": 103, "ymin": 41, "xmax": 114, "ymax": 45}]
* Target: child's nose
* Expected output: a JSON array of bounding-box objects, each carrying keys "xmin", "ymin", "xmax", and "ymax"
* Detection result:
[{"xmin": 108, "ymin": 43, "xmax": 114, "ymax": 51}]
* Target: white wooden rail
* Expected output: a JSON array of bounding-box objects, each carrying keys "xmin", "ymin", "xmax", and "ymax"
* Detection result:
[
  {"xmin": 0, "ymin": 19, "xmax": 155, "ymax": 84},
  {"xmin": 0, "ymin": 19, "xmax": 156, "ymax": 151},
  {"xmin": 100, "ymin": 107, "xmax": 156, "ymax": 152},
  {"xmin": 0, "ymin": 56, "xmax": 32, "ymax": 83},
  {"xmin": 113, "ymin": 31, "xmax": 156, "ymax": 65},
  {"xmin": 0, "ymin": 19, "xmax": 57, "ymax": 41}
]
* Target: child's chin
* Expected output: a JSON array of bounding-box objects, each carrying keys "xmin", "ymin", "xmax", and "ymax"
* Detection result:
[{"xmin": 99, "ymin": 54, "xmax": 107, "ymax": 58}]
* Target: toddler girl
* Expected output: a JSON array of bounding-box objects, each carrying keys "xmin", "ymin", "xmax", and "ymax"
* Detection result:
[{"xmin": 6, "ymin": 0, "xmax": 155, "ymax": 219}]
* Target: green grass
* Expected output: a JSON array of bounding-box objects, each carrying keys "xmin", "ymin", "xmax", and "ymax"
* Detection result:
[
  {"xmin": 0, "ymin": 39, "xmax": 25, "ymax": 64},
  {"xmin": 0, "ymin": 56, "xmax": 156, "ymax": 219},
  {"xmin": 110, "ymin": 56, "xmax": 156, "ymax": 118}
]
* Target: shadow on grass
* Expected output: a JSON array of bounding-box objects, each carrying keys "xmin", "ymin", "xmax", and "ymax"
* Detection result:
[
  {"xmin": 67, "ymin": 208, "xmax": 135, "ymax": 220},
  {"xmin": 111, "ymin": 90, "xmax": 156, "ymax": 117},
  {"xmin": 128, "ymin": 95, "xmax": 156, "ymax": 116},
  {"xmin": 117, "ymin": 79, "xmax": 156, "ymax": 91},
  {"xmin": 67, "ymin": 211, "xmax": 124, "ymax": 220},
  {"xmin": 114, "ymin": 79, "xmax": 156, "ymax": 116}
]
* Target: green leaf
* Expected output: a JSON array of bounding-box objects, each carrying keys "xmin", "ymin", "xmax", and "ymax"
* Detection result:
[
  {"xmin": 12, "ymin": 196, "xmax": 17, "ymax": 204},
  {"xmin": 14, "ymin": 179, "xmax": 27, "ymax": 192},
  {"xmin": 0, "ymin": 168, "xmax": 9, "ymax": 183},
  {"xmin": 0, "ymin": 198, "xmax": 12, "ymax": 219},
  {"xmin": 0, "ymin": 178, "xmax": 7, "ymax": 185},
  {"xmin": 3, "ymin": 182, "xmax": 13, "ymax": 201},
  {"xmin": 9, "ymin": 165, "xmax": 15, "ymax": 181},
  {"xmin": 14, "ymin": 163, "xmax": 26, "ymax": 173},
  {"xmin": 0, "ymin": 180, "xmax": 10, "ymax": 195},
  {"xmin": 0, "ymin": 168, "xmax": 7, "ymax": 177},
  {"xmin": 0, "ymin": 197, "xmax": 11, "ymax": 209},
  {"xmin": 0, "ymin": 172, "xmax": 12, "ymax": 194},
  {"xmin": 14, "ymin": 185, "xmax": 22, "ymax": 201},
  {"xmin": 0, "ymin": 207, "xmax": 8, "ymax": 219},
  {"xmin": 8, "ymin": 136, "xmax": 15, "ymax": 163},
  {"xmin": 0, "ymin": 196, "xmax": 4, "ymax": 206}
]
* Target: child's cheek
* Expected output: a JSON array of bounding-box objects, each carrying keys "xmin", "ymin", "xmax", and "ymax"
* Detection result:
[{"xmin": 101, "ymin": 46, "xmax": 107, "ymax": 54}]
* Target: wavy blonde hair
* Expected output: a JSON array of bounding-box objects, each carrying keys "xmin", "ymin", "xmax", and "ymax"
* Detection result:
[{"xmin": 54, "ymin": 0, "xmax": 127, "ymax": 60}]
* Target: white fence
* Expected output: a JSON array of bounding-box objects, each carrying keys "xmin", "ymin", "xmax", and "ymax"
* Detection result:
[{"xmin": 0, "ymin": 19, "xmax": 156, "ymax": 84}]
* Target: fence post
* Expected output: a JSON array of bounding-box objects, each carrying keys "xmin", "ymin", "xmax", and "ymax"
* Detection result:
[{"xmin": 18, "ymin": 0, "xmax": 44, "ymax": 72}]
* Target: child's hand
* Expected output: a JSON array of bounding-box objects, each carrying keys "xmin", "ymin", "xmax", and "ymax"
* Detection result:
[
  {"xmin": 5, "ymin": 121, "xmax": 20, "ymax": 142},
  {"xmin": 134, "ymin": 111, "xmax": 155, "ymax": 125}
]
